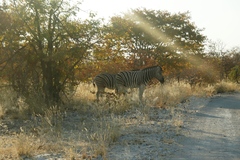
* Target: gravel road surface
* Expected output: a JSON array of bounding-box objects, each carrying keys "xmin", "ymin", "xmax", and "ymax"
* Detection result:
[{"xmin": 170, "ymin": 93, "xmax": 240, "ymax": 160}]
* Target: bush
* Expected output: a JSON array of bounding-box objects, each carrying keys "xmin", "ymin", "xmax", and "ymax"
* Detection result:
[
  {"xmin": 214, "ymin": 81, "xmax": 240, "ymax": 93},
  {"xmin": 228, "ymin": 65, "xmax": 240, "ymax": 83}
]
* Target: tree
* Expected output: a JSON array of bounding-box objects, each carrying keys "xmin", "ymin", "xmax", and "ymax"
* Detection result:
[
  {"xmin": 0, "ymin": 0, "xmax": 99, "ymax": 107},
  {"xmin": 227, "ymin": 48, "xmax": 240, "ymax": 83},
  {"xmin": 206, "ymin": 40, "xmax": 231, "ymax": 80},
  {"xmin": 206, "ymin": 41, "xmax": 240, "ymax": 81},
  {"xmin": 229, "ymin": 65, "xmax": 240, "ymax": 83},
  {"xmin": 103, "ymin": 9, "xmax": 206, "ymax": 73}
]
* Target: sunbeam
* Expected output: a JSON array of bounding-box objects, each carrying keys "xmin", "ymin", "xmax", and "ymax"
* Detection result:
[{"xmin": 124, "ymin": 10, "xmax": 220, "ymax": 84}]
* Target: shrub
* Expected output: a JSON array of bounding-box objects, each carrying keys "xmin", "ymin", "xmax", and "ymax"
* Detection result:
[{"xmin": 214, "ymin": 81, "xmax": 239, "ymax": 93}]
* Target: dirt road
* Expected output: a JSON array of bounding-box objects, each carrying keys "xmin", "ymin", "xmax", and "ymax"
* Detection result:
[{"xmin": 170, "ymin": 93, "xmax": 240, "ymax": 160}]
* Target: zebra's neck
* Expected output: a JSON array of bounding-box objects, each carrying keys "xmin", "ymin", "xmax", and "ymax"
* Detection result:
[{"xmin": 141, "ymin": 69, "xmax": 155, "ymax": 84}]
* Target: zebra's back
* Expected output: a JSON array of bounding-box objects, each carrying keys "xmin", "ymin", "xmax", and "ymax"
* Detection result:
[
  {"xmin": 93, "ymin": 73, "xmax": 116, "ymax": 89},
  {"xmin": 116, "ymin": 71, "xmax": 143, "ymax": 88}
]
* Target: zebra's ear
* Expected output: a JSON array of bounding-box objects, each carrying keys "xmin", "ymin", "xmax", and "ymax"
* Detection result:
[{"xmin": 159, "ymin": 66, "xmax": 163, "ymax": 72}]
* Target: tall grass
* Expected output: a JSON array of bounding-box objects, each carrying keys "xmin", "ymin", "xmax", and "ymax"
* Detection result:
[
  {"xmin": 214, "ymin": 81, "xmax": 240, "ymax": 93},
  {"xmin": 0, "ymin": 80, "xmax": 239, "ymax": 159}
]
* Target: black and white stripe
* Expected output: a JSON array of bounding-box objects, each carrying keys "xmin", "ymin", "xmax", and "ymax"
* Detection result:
[
  {"xmin": 93, "ymin": 73, "xmax": 116, "ymax": 101},
  {"xmin": 116, "ymin": 66, "xmax": 164, "ymax": 101}
]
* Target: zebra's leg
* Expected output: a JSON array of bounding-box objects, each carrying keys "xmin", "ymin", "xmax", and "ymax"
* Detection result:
[
  {"xmin": 96, "ymin": 87, "xmax": 105, "ymax": 101},
  {"xmin": 96, "ymin": 90, "xmax": 100, "ymax": 101},
  {"xmin": 139, "ymin": 84, "xmax": 146, "ymax": 102},
  {"xmin": 116, "ymin": 85, "xmax": 127, "ymax": 98}
]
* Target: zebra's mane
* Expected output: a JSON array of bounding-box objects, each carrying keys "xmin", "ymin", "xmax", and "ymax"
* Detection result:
[{"xmin": 141, "ymin": 65, "xmax": 160, "ymax": 71}]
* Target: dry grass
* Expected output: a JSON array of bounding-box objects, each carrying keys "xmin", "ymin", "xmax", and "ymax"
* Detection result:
[
  {"xmin": 0, "ymin": 80, "xmax": 239, "ymax": 159},
  {"xmin": 214, "ymin": 81, "xmax": 240, "ymax": 93}
]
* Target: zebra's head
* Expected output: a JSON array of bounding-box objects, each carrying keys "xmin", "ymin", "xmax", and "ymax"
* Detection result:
[{"xmin": 155, "ymin": 66, "xmax": 164, "ymax": 84}]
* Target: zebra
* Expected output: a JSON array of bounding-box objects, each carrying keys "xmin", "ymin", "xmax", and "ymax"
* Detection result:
[
  {"xmin": 93, "ymin": 73, "xmax": 116, "ymax": 101},
  {"xmin": 115, "ymin": 66, "xmax": 164, "ymax": 102}
]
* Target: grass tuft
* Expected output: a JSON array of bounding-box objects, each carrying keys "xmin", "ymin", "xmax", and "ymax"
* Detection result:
[
  {"xmin": 16, "ymin": 133, "xmax": 38, "ymax": 158},
  {"xmin": 214, "ymin": 81, "xmax": 240, "ymax": 93}
]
